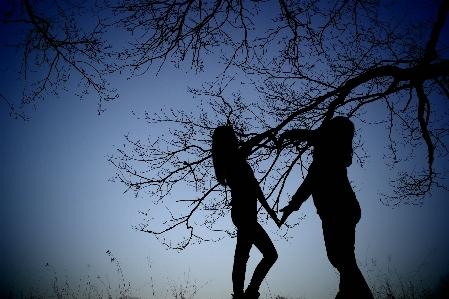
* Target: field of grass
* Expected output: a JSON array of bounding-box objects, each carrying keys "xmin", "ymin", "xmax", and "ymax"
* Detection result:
[{"xmin": 2, "ymin": 251, "xmax": 448, "ymax": 299}]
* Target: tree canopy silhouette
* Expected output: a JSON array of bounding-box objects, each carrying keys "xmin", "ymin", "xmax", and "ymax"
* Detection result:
[
  {"xmin": 107, "ymin": 0, "xmax": 449, "ymax": 249},
  {"xmin": 2, "ymin": 0, "xmax": 448, "ymax": 249},
  {"xmin": 0, "ymin": 0, "xmax": 120, "ymax": 118}
]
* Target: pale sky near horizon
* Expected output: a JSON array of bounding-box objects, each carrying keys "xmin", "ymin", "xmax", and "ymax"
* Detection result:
[{"xmin": 1, "ymin": 1, "xmax": 449, "ymax": 299}]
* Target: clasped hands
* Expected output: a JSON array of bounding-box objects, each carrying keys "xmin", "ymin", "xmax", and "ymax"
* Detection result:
[{"xmin": 267, "ymin": 197, "xmax": 301, "ymax": 228}]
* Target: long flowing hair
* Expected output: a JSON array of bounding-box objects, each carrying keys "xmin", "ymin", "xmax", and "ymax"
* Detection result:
[{"xmin": 212, "ymin": 126, "xmax": 239, "ymax": 186}]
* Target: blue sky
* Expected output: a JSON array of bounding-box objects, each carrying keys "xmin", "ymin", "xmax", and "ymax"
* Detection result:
[{"xmin": 1, "ymin": 1, "xmax": 449, "ymax": 299}]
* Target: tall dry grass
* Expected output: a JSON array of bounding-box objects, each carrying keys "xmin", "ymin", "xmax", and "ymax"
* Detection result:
[{"xmin": 2, "ymin": 251, "xmax": 447, "ymax": 299}]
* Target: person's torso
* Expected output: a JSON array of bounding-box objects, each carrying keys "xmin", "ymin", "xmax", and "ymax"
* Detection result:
[
  {"xmin": 309, "ymin": 161, "xmax": 361, "ymax": 223},
  {"xmin": 225, "ymin": 160, "xmax": 258, "ymax": 224}
]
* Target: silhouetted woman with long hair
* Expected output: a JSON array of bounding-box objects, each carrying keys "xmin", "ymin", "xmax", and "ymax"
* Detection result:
[
  {"xmin": 279, "ymin": 116, "xmax": 374, "ymax": 299},
  {"xmin": 212, "ymin": 126, "xmax": 279, "ymax": 299}
]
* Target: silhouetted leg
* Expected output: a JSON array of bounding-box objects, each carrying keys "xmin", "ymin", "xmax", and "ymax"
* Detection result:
[
  {"xmin": 323, "ymin": 221, "xmax": 354, "ymax": 299},
  {"xmin": 245, "ymin": 222, "xmax": 278, "ymax": 297},
  {"xmin": 352, "ymin": 264, "xmax": 374, "ymax": 298},
  {"xmin": 322, "ymin": 220, "xmax": 373, "ymax": 299},
  {"xmin": 232, "ymin": 226, "xmax": 252, "ymax": 296}
]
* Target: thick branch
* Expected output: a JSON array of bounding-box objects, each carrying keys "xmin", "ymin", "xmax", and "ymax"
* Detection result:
[{"xmin": 422, "ymin": 0, "xmax": 449, "ymax": 63}]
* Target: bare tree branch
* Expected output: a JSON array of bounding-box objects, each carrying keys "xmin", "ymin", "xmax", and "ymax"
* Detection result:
[
  {"xmin": 1, "ymin": 0, "xmax": 119, "ymax": 117},
  {"xmin": 108, "ymin": 0, "xmax": 449, "ymax": 249}
]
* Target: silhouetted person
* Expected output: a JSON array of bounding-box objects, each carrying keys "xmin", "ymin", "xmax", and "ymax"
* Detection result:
[
  {"xmin": 212, "ymin": 126, "xmax": 279, "ymax": 299},
  {"xmin": 278, "ymin": 116, "xmax": 374, "ymax": 299}
]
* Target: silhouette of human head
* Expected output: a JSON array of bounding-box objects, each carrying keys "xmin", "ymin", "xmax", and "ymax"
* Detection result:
[
  {"xmin": 313, "ymin": 116, "xmax": 355, "ymax": 166},
  {"xmin": 212, "ymin": 126, "xmax": 240, "ymax": 186}
]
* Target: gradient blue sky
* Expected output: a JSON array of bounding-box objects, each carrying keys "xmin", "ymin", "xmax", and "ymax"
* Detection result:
[{"xmin": 1, "ymin": 1, "xmax": 449, "ymax": 299}]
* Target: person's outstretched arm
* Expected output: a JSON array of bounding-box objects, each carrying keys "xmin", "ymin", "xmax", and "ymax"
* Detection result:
[
  {"xmin": 255, "ymin": 182, "xmax": 280, "ymax": 227},
  {"xmin": 279, "ymin": 169, "xmax": 314, "ymax": 227},
  {"xmin": 279, "ymin": 129, "xmax": 314, "ymax": 147}
]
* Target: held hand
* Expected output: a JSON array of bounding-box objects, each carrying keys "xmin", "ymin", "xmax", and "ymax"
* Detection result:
[{"xmin": 279, "ymin": 205, "xmax": 295, "ymax": 227}]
